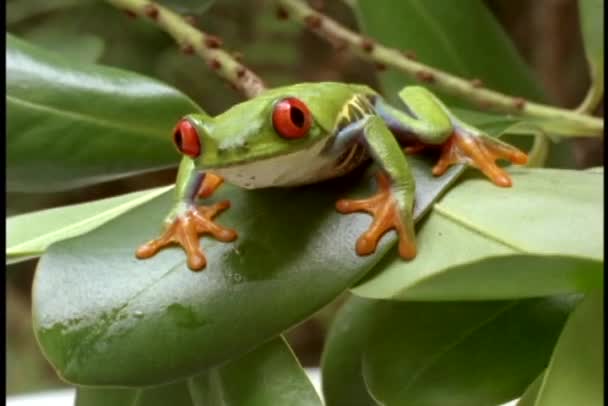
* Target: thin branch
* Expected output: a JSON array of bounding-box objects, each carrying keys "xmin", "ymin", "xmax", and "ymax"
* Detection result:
[
  {"xmin": 276, "ymin": 0, "xmax": 604, "ymax": 137},
  {"xmin": 106, "ymin": 0, "xmax": 266, "ymax": 98}
]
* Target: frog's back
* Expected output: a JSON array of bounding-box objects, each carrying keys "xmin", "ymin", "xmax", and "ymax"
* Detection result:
[{"xmin": 258, "ymin": 82, "xmax": 377, "ymax": 131}]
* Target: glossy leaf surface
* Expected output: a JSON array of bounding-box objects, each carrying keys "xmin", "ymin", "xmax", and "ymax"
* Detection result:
[
  {"xmin": 32, "ymin": 155, "xmax": 463, "ymax": 386},
  {"xmin": 322, "ymin": 295, "xmax": 578, "ymax": 406},
  {"xmin": 75, "ymin": 336, "xmax": 321, "ymax": 406},
  {"xmin": 6, "ymin": 34, "xmax": 200, "ymax": 192},
  {"xmin": 352, "ymin": 168, "xmax": 603, "ymax": 300},
  {"xmin": 528, "ymin": 289, "xmax": 604, "ymax": 406},
  {"xmin": 6, "ymin": 186, "xmax": 171, "ymax": 265}
]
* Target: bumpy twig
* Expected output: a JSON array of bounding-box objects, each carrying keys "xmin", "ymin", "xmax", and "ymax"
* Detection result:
[
  {"xmin": 276, "ymin": 0, "xmax": 603, "ymax": 137},
  {"xmin": 106, "ymin": 0, "xmax": 266, "ymax": 98}
]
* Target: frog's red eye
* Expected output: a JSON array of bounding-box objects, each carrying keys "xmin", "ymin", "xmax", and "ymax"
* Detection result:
[
  {"xmin": 272, "ymin": 97, "xmax": 312, "ymax": 139},
  {"xmin": 173, "ymin": 119, "xmax": 201, "ymax": 158}
]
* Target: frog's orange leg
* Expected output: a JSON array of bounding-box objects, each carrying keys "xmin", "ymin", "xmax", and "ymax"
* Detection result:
[
  {"xmin": 432, "ymin": 131, "xmax": 528, "ymax": 187},
  {"xmin": 136, "ymin": 173, "xmax": 237, "ymax": 271},
  {"xmin": 403, "ymin": 140, "xmax": 428, "ymax": 155},
  {"xmin": 336, "ymin": 172, "xmax": 416, "ymax": 260}
]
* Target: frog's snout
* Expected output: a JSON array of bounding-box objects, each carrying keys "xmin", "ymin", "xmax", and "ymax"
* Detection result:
[{"xmin": 173, "ymin": 119, "xmax": 202, "ymax": 158}]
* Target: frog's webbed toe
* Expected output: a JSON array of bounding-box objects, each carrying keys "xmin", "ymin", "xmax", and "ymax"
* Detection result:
[
  {"xmin": 336, "ymin": 172, "xmax": 416, "ymax": 260},
  {"xmin": 136, "ymin": 201, "xmax": 238, "ymax": 271},
  {"xmin": 433, "ymin": 131, "xmax": 528, "ymax": 187}
]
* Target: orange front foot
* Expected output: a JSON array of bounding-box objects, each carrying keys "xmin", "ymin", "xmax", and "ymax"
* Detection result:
[
  {"xmin": 136, "ymin": 201, "xmax": 238, "ymax": 271},
  {"xmin": 433, "ymin": 132, "xmax": 528, "ymax": 187},
  {"xmin": 336, "ymin": 172, "xmax": 416, "ymax": 260}
]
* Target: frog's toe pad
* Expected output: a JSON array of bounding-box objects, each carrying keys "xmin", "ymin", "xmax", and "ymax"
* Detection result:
[
  {"xmin": 433, "ymin": 132, "xmax": 528, "ymax": 187},
  {"xmin": 336, "ymin": 172, "xmax": 416, "ymax": 260},
  {"xmin": 135, "ymin": 201, "xmax": 237, "ymax": 271}
]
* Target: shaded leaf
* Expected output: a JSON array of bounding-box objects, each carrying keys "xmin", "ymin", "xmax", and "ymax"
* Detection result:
[
  {"xmin": 516, "ymin": 372, "xmax": 545, "ymax": 406},
  {"xmin": 6, "ymin": 0, "xmax": 91, "ymax": 25},
  {"xmin": 6, "ymin": 186, "xmax": 172, "ymax": 265},
  {"xmin": 352, "ymin": 168, "xmax": 603, "ymax": 301},
  {"xmin": 578, "ymin": 0, "xmax": 604, "ymax": 111},
  {"xmin": 531, "ymin": 289, "xmax": 603, "ymax": 406},
  {"xmin": 6, "ymin": 34, "xmax": 200, "ymax": 192},
  {"xmin": 75, "ymin": 336, "xmax": 321, "ymax": 406},
  {"xmin": 322, "ymin": 295, "xmax": 578, "ymax": 406},
  {"xmin": 21, "ymin": 25, "xmax": 105, "ymax": 64},
  {"xmin": 32, "ymin": 154, "xmax": 463, "ymax": 386},
  {"xmin": 354, "ymin": 0, "xmax": 545, "ymax": 107},
  {"xmin": 188, "ymin": 336, "xmax": 322, "ymax": 406}
]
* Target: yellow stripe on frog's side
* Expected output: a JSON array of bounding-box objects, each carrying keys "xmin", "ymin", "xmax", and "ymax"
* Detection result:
[{"xmin": 334, "ymin": 93, "xmax": 376, "ymax": 133}]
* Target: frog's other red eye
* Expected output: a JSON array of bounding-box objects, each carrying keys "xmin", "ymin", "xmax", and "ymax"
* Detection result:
[
  {"xmin": 173, "ymin": 119, "xmax": 201, "ymax": 158},
  {"xmin": 272, "ymin": 97, "xmax": 312, "ymax": 139}
]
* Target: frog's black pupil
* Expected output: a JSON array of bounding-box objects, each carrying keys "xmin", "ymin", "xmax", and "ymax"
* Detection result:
[
  {"xmin": 290, "ymin": 107, "xmax": 305, "ymax": 128},
  {"xmin": 174, "ymin": 131, "xmax": 183, "ymax": 149}
]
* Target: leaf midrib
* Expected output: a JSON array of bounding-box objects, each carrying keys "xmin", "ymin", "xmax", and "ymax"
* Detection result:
[
  {"xmin": 7, "ymin": 94, "xmax": 166, "ymax": 138},
  {"xmin": 432, "ymin": 202, "xmax": 527, "ymax": 252}
]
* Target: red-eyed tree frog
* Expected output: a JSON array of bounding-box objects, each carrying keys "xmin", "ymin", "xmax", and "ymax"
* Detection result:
[{"xmin": 136, "ymin": 83, "xmax": 528, "ymax": 270}]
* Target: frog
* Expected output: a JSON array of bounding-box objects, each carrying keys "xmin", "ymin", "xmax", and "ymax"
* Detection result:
[{"xmin": 136, "ymin": 82, "xmax": 528, "ymax": 270}]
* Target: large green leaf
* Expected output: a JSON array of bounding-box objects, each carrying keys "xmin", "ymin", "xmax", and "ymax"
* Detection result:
[
  {"xmin": 75, "ymin": 336, "xmax": 322, "ymax": 406},
  {"xmin": 6, "ymin": 186, "xmax": 172, "ymax": 265},
  {"xmin": 352, "ymin": 168, "xmax": 603, "ymax": 301},
  {"xmin": 6, "ymin": 34, "xmax": 200, "ymax": 192},
  {"xmin": 525, "ymin": 289, "xmax": 604, "ymax": 406},
  {"xmin": 354, "ymin": 0, "xmax": 545, "ymax": 106},
  {"xmin": 578, "ymin": 0, "xmax": 604, "ymax": 111},
  {"xmin": 322, "ymin": 295, "xmax": 578, "ymax": 406},
  {"xmin": 32, "ymin": 155, "xmax": 464, "ymax": 387}
]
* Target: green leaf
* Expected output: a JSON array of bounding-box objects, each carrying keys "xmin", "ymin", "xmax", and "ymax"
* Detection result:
[
  {"xmin": 352, "ymin": 168, "xmax": 603, "ymax": 301},
  {"xmin": 6, "ymin": 0, "xmax": 91, "ymax": 25},
  {"xmin": 76, "ymin": 380, "xmax": 193, "ymax": 406},
  {"xmin": 529, "ymin": 289, "xmax": 604, "ymax": 406},
  {"xmin": 188, "ymin": 336, "xmax": 322, "ymax": 406},
  {"xmin": 21, "ymin": 25, "xmax": 105, "ymax": 64},
  {"xmin": 6, "ymin": 34, "xmax": 200, "ymax": 192},
  {"xmin": 322, "ymin": 295, "xmax": 578, "ymax": 406},
  {"xmin": 75, "ymin": 336, "xmax": 321, "ymax": 406},
  {"xmin": 6, "ymin": 186, "xmax": 172, "ymax": 265},
  {"xmin": 578, "ymin": 0, "xmax": 604, "ymax": 111},
  {"xmin": 32, "ymin": 155, "xmax": 464, "ymax": 386},
  {"xmin": 354, "ymin": 0, "xmax": 546, "ymax": 106},
  {"xmin": 516, "ymin": 372, "xmax": 545, "ymax": 406}
]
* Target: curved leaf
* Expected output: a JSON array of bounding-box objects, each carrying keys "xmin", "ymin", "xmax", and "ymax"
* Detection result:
[
  {"xmin": 578, "ymin": 0, "xmax": 604, "ymax": 111},
  {"xmin": 352, "ymin": 168, "xmax": 603, "ymax": 301},
  {"xmin": 188, "ymin": 336, "xmax": 322, "ymax": 406},
  {"xmin": 6, "ymin": 186, "xmax": 172, "ymax": 265},
  {"xmin": 531, "ymin": 289, "xmax": 603, "ymax": 406},
  {"xmin": 32, "ymin": 155, "xmax": 463, "ymax": 386},
  {"xmin": 75, "ymin": 336, "xmax": 322, "ymax": 406},
  {"xmin": 322, "ymin": 295, "xmax": 578, "ymax": 406},
  {"xmin": 6, "ymin": 34, "xmax": 200, "ymax": 192},
  {"xmin": 516, "ymin": 372, "xmax": 544, "ymax": 406}
]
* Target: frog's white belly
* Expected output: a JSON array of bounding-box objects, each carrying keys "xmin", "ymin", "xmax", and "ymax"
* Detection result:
[{"xmin": 215, "ymin": 140, "xmax": 337, "ymax": 189}]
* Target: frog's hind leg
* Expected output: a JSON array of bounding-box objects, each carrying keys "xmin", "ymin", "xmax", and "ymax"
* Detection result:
[
  {"xmin": 433, "ymin": 121, "xmax": 528, "ymax": 187},
  {"xmin": 375, "ymin": 88, "xmax": 528, "ymax": 187},
  {"xmin": 336, "ymin": 116, "xmax": 417, "ymax": 260}
]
